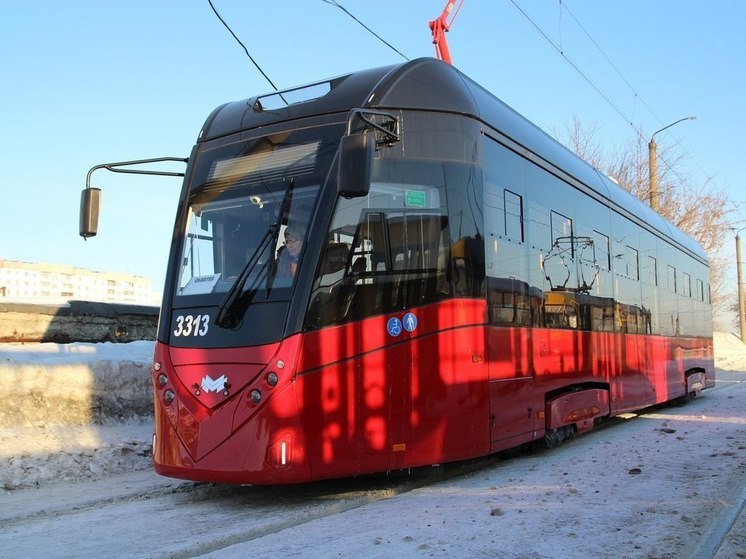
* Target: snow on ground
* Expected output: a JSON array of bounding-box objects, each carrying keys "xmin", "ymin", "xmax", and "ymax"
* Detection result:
[
  {"xmin": 219, "ymin": 380, "xmax": 746, "ymax": 559},
  {"xmin": 0, "ymin": 333, "xmax": 744, "ymax": 558},
  {"xmin": 713, "ymin": 330, "xmax": 746, "ymax": 371}
]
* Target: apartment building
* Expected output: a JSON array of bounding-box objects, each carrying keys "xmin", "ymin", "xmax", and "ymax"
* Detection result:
[{"xmin": 0, "ymin": 260, "xmax": 160, "ymax": 306}]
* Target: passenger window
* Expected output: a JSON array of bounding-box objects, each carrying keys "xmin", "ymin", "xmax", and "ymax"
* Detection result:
[
  {"xmin": 682, "ymin": 272, "xmax": 692, "ymax": 297},
  {"xmin": 550, "ymin": 211, "xmax": 574, "ymax": 257},
  {"xmin": 504, "ymin": 190, "xmax": 524, "ymax": 242},
  {"xmin": 648, "ymin": 256, "xmax": 658, "ymax": 286},
  {"xmin": 625, "ymin": 246, "xmax": 639, "ymax": 280},
  {"xmin": 592, "ymin": 231, "xmax": 610, "ymax": 271},
  {"xmin": 667, "ymin": 265, "xmax": 677, "ymax": 293}
]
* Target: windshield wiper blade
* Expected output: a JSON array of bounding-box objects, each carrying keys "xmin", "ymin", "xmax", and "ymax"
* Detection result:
[
  {"xmin": 213, "ymin": 177, "xmax": 295, "ymax": 329},
  {"xmin": 214, "ymin": 228, "xmax": 274, "ymax": 328},
  {"xmin": 265, "ymin": 178, "xmax": 295, "ymax": 297}
]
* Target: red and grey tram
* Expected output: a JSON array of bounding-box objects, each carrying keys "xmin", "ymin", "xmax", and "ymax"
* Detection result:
[{"xmin": 81, "ymin": 58, "xmax": 714, "ymax": 484}]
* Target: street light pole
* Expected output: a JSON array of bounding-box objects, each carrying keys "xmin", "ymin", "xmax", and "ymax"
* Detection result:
[{"xmin": 648, "ymin": 116, "xmax": 697, "ymax": 212}]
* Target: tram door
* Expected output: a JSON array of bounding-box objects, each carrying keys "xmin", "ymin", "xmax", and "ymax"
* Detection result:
[{"xmin": 486, "ymin": 277, "xmax": 538, "ymax": 451}]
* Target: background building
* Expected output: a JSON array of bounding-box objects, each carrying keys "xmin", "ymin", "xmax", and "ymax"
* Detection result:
[{"xmin": 0, "ymin": 260, "xmax": 160, "ymax": 306}]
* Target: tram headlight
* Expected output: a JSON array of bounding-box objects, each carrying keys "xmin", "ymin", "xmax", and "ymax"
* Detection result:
[
  {"xmin": 157, "ymin": 373, "xmax": 168, "ymax": 387},
  {"xmin": 249, "ymin": 389, "xmax": 262, "ymax": 404},
  {"xmin": 266, "ymin": 372, "xmax": 279, "ymax": 387},
  {"xmin": 164, "ymin": 389, "xmax": 175, "ymax": 404}
]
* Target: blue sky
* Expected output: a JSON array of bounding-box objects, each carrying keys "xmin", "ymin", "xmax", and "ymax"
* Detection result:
[{"xmin": 2, "ymin": 1, "xmax": 745, "ymax": 296}]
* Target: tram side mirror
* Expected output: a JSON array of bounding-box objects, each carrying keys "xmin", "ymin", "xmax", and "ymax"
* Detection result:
[
  {"xmin": 79, "ymin": 187, "xmax": 102, "ymax": 238},
  {"xmin": 337, "ymin": 133, "xmax": 373, "ymax": 198}
]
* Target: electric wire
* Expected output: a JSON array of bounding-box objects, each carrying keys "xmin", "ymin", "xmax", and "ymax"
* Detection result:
[
  {"xmin": 207, "ymin": 0, "xmax": 285, "ymax": 98},
  {"xmin": 321, "ymin": 0, "xmax": 409, "ymax": 61},
  {"xmin": 558, "ymin": 1, "xmax": 710, "ymax": 181},
  {"xmin": 508, "ymin": 0, "xmax": 693, "ymax": 187},
  {"xmin": 560, "ymin": 1, "xmax": 654, "ymax": 122},
  {"xmin": 509, "ymin": 0, "xmax": 632, "ymax": 128}
]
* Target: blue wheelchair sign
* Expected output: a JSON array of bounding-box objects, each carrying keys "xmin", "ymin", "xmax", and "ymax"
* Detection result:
[{"xmin": 387, "ymin": 317, "xmax": 403, "ymax": 337}]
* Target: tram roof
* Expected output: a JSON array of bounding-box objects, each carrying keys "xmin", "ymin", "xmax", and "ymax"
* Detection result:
[{"xmin": 200, "ymin": 58, "xmax": 706, "ymax": 263}]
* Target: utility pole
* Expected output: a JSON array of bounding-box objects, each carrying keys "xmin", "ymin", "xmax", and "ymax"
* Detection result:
[
  {"xmin": 648, "ymin": 116, "xmax": 696, "ymax": 212},
  {"xmin": 648, "ymin": 138, "xmax": 659, "ymax": 211},
  {"xmin": 737, "ymin": 230, "xmax": 746, "ymax": 342}
]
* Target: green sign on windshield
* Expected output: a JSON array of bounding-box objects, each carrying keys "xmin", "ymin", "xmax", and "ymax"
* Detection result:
[{"xmin": 405, "ymin": 190, "xmax": 426, "ymax": 207}]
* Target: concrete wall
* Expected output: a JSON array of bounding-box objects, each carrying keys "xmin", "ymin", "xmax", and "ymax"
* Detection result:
[{"xmin": 0, "ymin": 301, "xmax": 159, "ymax": 343}]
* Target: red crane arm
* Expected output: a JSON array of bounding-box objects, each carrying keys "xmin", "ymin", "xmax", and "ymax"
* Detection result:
[{"xmin": 428, "ymin": 0, "xmax": 464, "ymax": 65}]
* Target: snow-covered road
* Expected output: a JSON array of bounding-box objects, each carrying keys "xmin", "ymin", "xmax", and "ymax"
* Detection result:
[
  {"xmin": 1, "ymin": 333, "xmax": 745, "ymax": 558},
  {"xmin": 1, "ymin": 370, "xmax": 744, "ymax": 559}
]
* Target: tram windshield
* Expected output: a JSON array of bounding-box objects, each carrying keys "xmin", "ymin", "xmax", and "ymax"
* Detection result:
[{"xmin": 174, "ymin": 125, "xmax": 340, "ymax": 303}]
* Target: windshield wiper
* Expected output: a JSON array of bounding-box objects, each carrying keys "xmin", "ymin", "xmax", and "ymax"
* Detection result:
[
  {"xmin": 213, "ymin": 228, "xmax": 273, "ymax": 328},
  {"xmin": 213, "ymin": 178, "xmax": 295, "ymax": 329},
  {"xmin": 264, "ymin": 178, "xmax": 295, "ymax": 297}
]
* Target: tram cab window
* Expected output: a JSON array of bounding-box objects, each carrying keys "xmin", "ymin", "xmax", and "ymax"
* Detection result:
[
  {"xmin": 306, "ymin": 180, "xmax": 452, "ymax": 329},
  {"xmin": 305, "ymin": 111, "xmax": 484, "ymax": 330},
  {"xmin": 177, "ymin": 185, "xmax": 318, "ymax": 296}
]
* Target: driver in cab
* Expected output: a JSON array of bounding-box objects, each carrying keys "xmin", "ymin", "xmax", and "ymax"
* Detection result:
[{"xmin": 276, "ymin": 225, "xmax": 304, "ymax": 279}]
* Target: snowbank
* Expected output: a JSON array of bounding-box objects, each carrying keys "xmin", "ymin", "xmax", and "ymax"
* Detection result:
[
  {"xmin": 0, "ymin": 341, "xmax": 155, "ymax": 490},
  {"xmin": 713, "ymin": 331, "xmax": 746, "ymax": 371},
  {"xmin": 0, "ymin": 341, "xmax": 155, "ymax": 426}
]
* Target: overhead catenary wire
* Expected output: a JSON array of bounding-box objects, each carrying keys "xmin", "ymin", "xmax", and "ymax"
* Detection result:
[
  {"xmin": 508, "ymin": 0, "xmax": 699, "ymax": 187},
  {"xmin": 321, "ymin": 0, "xmax": 409, "ymax": 61},
  {"xmin": 508, "ymin": 0, "xmax": 633, "ymax": 129},
  {"xmin": 558, "ymin": 1, "xmax": 711, "ymax": 181},
  {"xmin": 560, "ymin": 1, "xmax": 654, "ymax": 122},
  {"xmin": 207, "ymin": 0, "xmax": 286, "ymax": 101}
]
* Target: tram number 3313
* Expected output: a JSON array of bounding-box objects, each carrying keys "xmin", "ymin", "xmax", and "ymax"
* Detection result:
[{"xmin": 173, "ymin": 314, "xmax": 210, "ymax": 337}]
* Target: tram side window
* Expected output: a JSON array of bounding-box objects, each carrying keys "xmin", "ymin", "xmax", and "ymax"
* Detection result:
[
  {"xmin": 550, "ymin": 211, "xmax": 574, "ymax": 256},
  {"xmin": 682, "ymin": 272, "xmax": 692, "ymax": 298},
  {"xmin": 504, "ymin": 190, "xmax": 524, "ymax": 242},
  {"xmin": 617, "ymin": 304, "xmax": 646, "ymax": 334},
  {"xmin": 648, "ymin": 256, "xmax": 658, "ymax": 286},
  {"xmin": 593, "ymin": 231, "xmax": 610, "ymax": 271},
  {"xmin": 527, "ymin": 200, "xmax": 552, "ymax": 253},
  {"xmin": 542, "ymin": 211, "xmax": 574, "ymax": 290},
  {"xmin": 625, "ymin": 246, "xmax": 639, "ymax": 280},
  {"xmin": 696, "ymin": 278, "xmax": 704, "ymax": 301},
  {"xmin": 667, "ymin": 265, "xmax": 677, "ymax": 293}
]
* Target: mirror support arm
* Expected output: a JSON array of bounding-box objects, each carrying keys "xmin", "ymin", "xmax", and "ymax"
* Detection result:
[
  {"xmin": 345, "ymin": 109, "xmax": 400, "ymax": 145},
  {"xmin": 80, "ymin": 157, "xmax": 188, "ymax": 239},
  {"xmin": 85, "ymin": 157, "xmax": 189, "ymax": 189}
]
